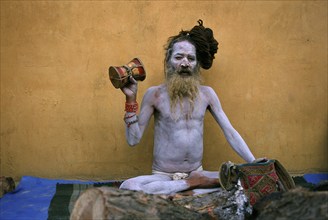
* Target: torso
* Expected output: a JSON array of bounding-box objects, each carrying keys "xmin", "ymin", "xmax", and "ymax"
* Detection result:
[{"xmin": 149, "ymin": 84, "xmax": 211, "ymax": 173}]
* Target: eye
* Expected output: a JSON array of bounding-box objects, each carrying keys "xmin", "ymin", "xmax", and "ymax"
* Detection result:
[
  {"xmin": 188, "ymin": 56, "xmax": 196, "ymax": 61},
  {"xmin": 175, "ymin": 56, "xmax": 183, "ymax": 60}
]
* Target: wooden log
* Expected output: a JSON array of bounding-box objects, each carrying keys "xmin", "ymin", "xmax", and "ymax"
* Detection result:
[
  {"xmin": 0, "ymin": 176, "xmax": 15, "ymax": 198},
  {"xmin": 70, "ymin": 180, "xmax": 328, "ymax": 220},
  {"xmin": 70, "ymin": 187, "xmax": 212, "ymax": 220},
  {"xmin": 172, "ymin": 188, "xmax": 252, "ymax": 220},
  {"xmin": 250, "ymin": 187, "xmax": 328, "ymax": 220}
]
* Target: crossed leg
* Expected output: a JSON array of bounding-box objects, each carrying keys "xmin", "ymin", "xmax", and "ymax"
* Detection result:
[{"xmin": 119, "ymin": 170, "xmax": 220, "ymax": 195}]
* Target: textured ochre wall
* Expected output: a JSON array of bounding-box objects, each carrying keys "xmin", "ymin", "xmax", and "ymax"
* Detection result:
[{"xmin": 1, "ymin": 1, "xmax": 327, "ymax": 181}]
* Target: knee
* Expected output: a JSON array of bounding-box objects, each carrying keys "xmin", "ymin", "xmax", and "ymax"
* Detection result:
[{"xmin": 119, "ymin": 179, "xmax": 141, "ymax": 191}]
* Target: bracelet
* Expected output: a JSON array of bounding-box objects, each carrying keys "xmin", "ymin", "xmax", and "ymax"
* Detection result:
[
  {"xmin": 125, "ymin": 102, "xmax": 138, "ymax": 113},
  {"xmin": 126, "ymin": 118, "xmax": 138, "ymax": 128},
  {"xmin": 124, "ymin": 113, "xmax": 136, "ymax": 120}
]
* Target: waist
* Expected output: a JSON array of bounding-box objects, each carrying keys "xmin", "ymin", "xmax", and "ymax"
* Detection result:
[{"xmin": 152, "ymin": 165, "xmax": 203, "ymax": 180}]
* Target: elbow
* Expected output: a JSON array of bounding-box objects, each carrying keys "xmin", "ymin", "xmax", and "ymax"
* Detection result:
[
  {"xmin": 127, "ymin": 138, "xmax": 140, "ymax": 147},
  {"xmin": 224, "ymin": 129, "xmax": 237, "ymax": 142},
  {"xmin": 224, "ymin": 129, "xmax": 242, "ymax": 146},
  {"xmin": 128, "ymin": 143, "xmax": 136, "ymax": 147}
]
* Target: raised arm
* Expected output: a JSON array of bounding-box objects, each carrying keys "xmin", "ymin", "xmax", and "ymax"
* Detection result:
[
  {"xmin": 121, "ymin": 77, "xmax": 154, "ymax": 146},
  {"xmin": 205, "ymin": 87, "xmax": 255, "ymax": 163}
]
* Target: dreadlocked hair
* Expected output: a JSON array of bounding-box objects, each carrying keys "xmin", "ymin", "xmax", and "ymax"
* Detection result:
[{"xmin": 164, "ymin": 19, "xmax": 219, "ymax": 70}]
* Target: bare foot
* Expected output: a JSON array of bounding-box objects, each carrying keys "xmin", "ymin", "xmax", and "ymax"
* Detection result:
[{"xmin": 186, "ymin": 171, "xmax": 220, "ymax": 189}]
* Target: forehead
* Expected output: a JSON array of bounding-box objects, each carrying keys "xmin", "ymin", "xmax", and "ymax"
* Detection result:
[{"xmin": 172, "ymin": 41, "xmax": 196, "ymax": 56}]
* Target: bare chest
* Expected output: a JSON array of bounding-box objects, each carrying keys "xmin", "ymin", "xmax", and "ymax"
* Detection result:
[{"xmin": 153, "ymin": 93, "xmax": 208, "ymax": 122}]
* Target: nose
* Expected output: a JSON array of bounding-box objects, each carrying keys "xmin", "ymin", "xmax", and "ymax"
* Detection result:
[{"xmin": 180, "ymin": 58, "xmax": 190, "ymax": 68}]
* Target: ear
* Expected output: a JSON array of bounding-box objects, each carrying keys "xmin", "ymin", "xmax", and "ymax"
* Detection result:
[{"xmin": 165, "ymin": 48, "xmax": 173, "ymax": 63}]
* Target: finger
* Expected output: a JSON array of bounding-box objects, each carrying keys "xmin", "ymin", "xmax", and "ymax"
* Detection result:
[
  {"xmin": 129, "ymin": 76, "xmax": 138, "ymax": 84},
  {"xmin": 120, "ymin": 88, "xmax": 129, "ymax": 96},
  {"xmin": 252, "ymin": 157, "xmax": 268, "ymax": 163}
]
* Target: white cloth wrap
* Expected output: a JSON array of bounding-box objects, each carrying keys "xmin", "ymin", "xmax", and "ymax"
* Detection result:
[{"xmin": 152, "ymin": 166, "xmax": 203, "ymax": 180}]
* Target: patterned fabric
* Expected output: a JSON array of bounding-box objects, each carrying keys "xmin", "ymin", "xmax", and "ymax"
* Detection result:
[
  {"xmin": 219, "ymin": 159, "xmax": 295, "ymax": 206},
  {"xmin": 238, "ymin": 160, "xmax": 280, "ymax": 205}
]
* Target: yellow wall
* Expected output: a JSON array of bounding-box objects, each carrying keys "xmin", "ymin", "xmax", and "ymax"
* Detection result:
[{"xmin": 1, "ymin": 1, "xmax": 327, "ymax": 181}]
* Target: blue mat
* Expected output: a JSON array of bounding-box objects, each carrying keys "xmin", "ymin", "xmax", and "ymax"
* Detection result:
[
  {"xmin": 303, "ymin": 173, "xmax": 328, "ymax": 184},
  {"xmin": 0, "ymin": 176, "xmax": 115, "ymax": 220}
]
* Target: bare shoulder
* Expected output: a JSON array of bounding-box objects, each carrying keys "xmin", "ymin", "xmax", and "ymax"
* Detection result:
[
  {"xmin": 199, "ymin": 86, "xmax": 223, "ymax": 112},
  {"xmin": 144, "ymin": 84, "xmax": 165, "ymax": 97},
  {"xmin": 200, "ymin": 85, "xmax": 215, "ymax": 93},
  {"xmin": 142, "ymin": 84, "xmax": 167, "ymax": 104},
  {"xmin": 199, "ymin": 85, "xmax": 218, "ymax": 99}
]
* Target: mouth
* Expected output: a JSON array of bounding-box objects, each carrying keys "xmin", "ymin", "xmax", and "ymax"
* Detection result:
[{"xmin": 178, "ymin": 70, "xmax": 192, "ymax": 76}]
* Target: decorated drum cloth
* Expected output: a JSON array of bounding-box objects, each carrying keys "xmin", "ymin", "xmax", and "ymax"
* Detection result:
[
  {"xmin": 219, "ymin": 159, "xmax": 295, "ymax": 206},
  {"xmin": 238, "ymin": 160, "xmax": 279, "ymax": 206}
]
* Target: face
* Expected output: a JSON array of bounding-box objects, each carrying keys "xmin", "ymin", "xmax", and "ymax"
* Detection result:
[
  {"xmin": 165, "ymin": 41, "xmax": 201, "ymax": 119},
  {"xmin": 168, "ymin": 41, "xmax": 198, "ymax": 77}
]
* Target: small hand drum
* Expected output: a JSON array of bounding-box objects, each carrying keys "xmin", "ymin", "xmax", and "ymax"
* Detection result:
[{"xmin": 109, "ymin": 58, "xmax": 146, "ymax": 89}]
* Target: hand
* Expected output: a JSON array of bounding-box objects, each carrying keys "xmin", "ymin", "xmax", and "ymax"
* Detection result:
[
  {"xmin": 252, "ymin": 157, "xmax": 268, "ymax": 163},
  {"xmin": 121, "ymin": 76, "xmax": 138, "ymax": 103}
]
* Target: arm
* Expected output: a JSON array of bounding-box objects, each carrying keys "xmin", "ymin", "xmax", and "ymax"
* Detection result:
[
  {"xmin": 121, "ymin": 77, "xmax": 154, "ymax": 146},
  {"xmin": 205, "ymin": 87, "xmax": 255, "ymax": 163}
]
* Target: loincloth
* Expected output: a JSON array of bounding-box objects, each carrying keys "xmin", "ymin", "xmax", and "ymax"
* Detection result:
[{"xmin": 152, "ymin": 166, "xmax": 203, "ymax": 180}]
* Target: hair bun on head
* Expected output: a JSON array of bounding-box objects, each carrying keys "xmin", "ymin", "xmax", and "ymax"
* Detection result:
[{"xmin": 188, "ymin": 20, "xmax": 219, "ymax": 69}]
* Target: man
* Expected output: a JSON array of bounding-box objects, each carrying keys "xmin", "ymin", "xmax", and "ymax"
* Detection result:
[{"xmin": 119, "ymin": 20, "xmax": 256, "ymax": 195}]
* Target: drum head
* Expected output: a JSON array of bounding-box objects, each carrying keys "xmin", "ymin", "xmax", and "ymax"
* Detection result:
[{"xmin": 109, "ymin": 66, "xmax": 123, "ymax": 89}]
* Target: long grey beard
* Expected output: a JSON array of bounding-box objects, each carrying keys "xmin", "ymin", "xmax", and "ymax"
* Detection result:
[{"xmin": 165, "ymin": 68, "xmax": 201, "ymax": 120}]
